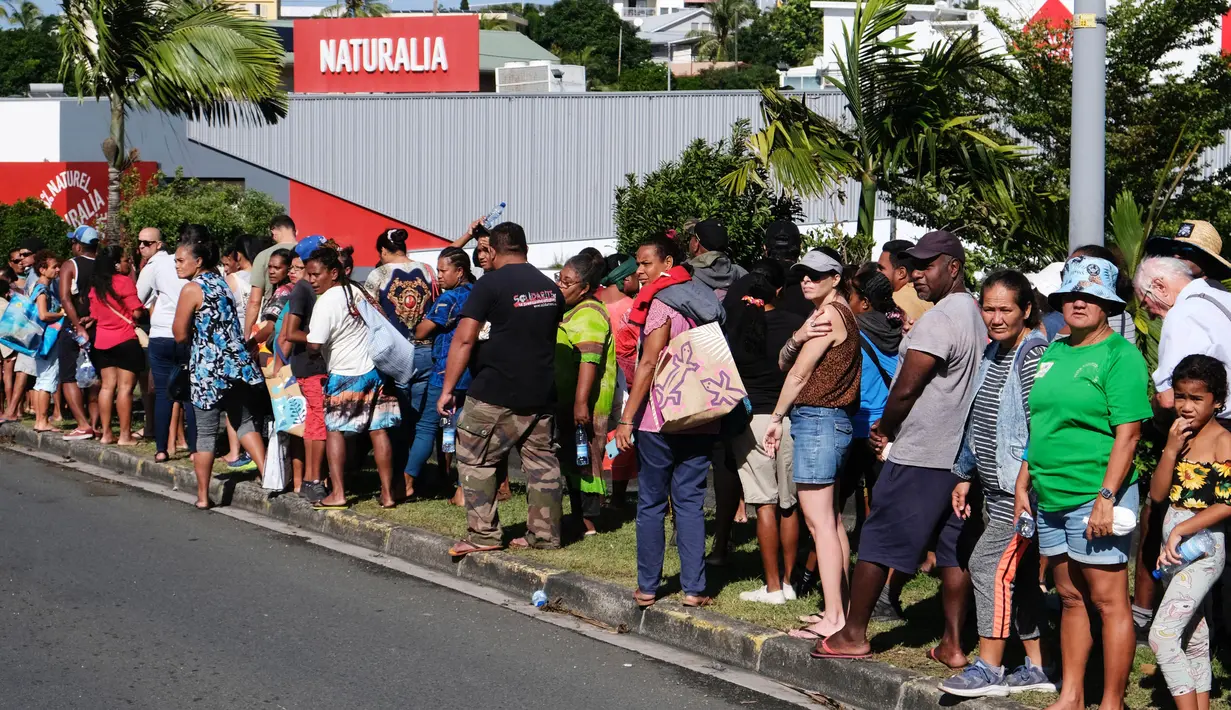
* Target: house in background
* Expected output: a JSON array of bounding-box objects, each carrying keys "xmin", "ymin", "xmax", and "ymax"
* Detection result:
[{"xmin": 636, "ymin": 9, "xmax": 711, "ymax": 64}]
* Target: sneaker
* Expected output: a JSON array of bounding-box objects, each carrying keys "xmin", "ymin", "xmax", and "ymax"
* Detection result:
[
  {"xmin": 940, "ymin": 658, "xmax": 1009, "ymax": 698},
  {"xmin": 299, "ymin": 480, "xmax": 327, "ymax": 504},
  {"xmin": 1005, "ymin": 658, "xmax": 1057, "ymax": 694},
  {"xmin": 63, "ymin": 427, "xmax": 94, "ymax": 441},
  {"xmin": 870, "ymin": 587, "xmax": 904, "ymax": 623},
  {"xmin": 1134, "ymin": 621, "xmax": 1152, "ymax": 647},
  {"xmin": 227, "ymin": 453, "xmax": 256, "ymax": 471},
  {"xmin": 782, "ymin": 583, "xmax": 797, "ymax": 601},
  {"xmin": 739, "ymin": 586, "xmax": 787, "ymax": 605}
]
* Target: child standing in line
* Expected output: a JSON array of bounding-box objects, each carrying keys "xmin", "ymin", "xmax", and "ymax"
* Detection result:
[
  {"xmin": 1148, "ymin": 353, "xmax": 1231, "ymax": 710},
  {"xmin": 29, "ymin": 251, "xmax": 65, "ymax": 433}
]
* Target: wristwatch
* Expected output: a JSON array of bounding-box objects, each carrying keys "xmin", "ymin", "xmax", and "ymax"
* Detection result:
[{"xmin": 1099, "ymin": 487, "xmax": 1114, "ymax": 501}]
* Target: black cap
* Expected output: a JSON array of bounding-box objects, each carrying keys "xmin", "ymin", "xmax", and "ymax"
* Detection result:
[
  {"xmin": 764, "ymin": 221, "xmax": 801, "ymax": 254},
  {"xmin": 694, "ymin": 219, "xmax": 728, "ymax": 252},
  {"xmin": 19, "ymin": 237, "xmax": 42, "ymax": 254},
  {"xmin": 903, "ymin": 230, "xmax": 964, "ymax": 262}
]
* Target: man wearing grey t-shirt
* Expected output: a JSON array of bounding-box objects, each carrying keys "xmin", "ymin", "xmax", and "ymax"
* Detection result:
[{"xmin": 818, "ymin": 231, "xmax": 985, "ymax": 664}]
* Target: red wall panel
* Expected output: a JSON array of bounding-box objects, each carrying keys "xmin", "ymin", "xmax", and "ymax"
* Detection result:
[
  {"xmin": 288, "ymin": 180, "xmax": 450, "ymax": 266},
  {"xmin": 0, "ymin": 162, "xmax": 158, "ymax": 229}
]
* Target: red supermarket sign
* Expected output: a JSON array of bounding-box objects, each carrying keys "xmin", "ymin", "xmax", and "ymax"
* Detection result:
[
  {"xmin": 0, "ymin": 162, "xmax": 158, "ymax": 229},
  {"xmin": 294, "ymin": 16, "xmax": 480, "ymax": 93}
]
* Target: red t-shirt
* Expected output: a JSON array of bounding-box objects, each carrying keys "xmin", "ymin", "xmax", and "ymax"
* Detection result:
[{"xmin": 89, "ymin": 275, "xmax": 143, "ymax": 350}]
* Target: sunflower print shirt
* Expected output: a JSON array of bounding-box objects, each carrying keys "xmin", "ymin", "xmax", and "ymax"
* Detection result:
[{"xmin": 1169, "ymin": 459, "xmax": 1231, "ymax": 509}]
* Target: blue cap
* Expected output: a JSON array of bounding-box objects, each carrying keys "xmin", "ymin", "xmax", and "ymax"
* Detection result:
[
  {"xmin": 294, "ymin": 235, "xmax": 326, "ymax": 262},
  {"xmin": 1048, "ymin": 256, "xmax": 1127, "ymax": 315},
  {"xmin": 68, "ymin": 225, "xmax": 100, "ymax": 245}
]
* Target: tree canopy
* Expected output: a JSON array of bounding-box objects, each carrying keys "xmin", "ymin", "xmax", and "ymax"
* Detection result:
[
  {"xmin": 535, "ymin": 0, "xmax": 650, "ymax": 85},
  {"xmin": 0, "ymin": 27, "xmax": 62, "ymax": 96}
]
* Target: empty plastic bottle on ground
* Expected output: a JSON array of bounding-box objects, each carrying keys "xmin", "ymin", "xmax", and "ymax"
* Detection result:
[{"xmin": 1154, "ymin": 529, "xmax": 1215, "ymax": 579}]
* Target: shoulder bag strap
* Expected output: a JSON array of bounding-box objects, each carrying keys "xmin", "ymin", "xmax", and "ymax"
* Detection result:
[
  {"xmin": 1193, "ymin": 292, "xmax": 1231, "ymax": 325},
  {"xmin": 858, "ymin": 333, "xmax": 893, "ymax": 387}
]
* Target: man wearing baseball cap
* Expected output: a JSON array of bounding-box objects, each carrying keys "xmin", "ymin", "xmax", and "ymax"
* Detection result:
[
  {"xmin": 685, "ymin": 219, "xmax": 747, "ymax": 300},
  {"xmin": 819, "ymin": 230, "xmax": 985, "ymax": 665},
  {"xmin": 57, "ymin": 224, "xmax": 101, "ymax": 441}
]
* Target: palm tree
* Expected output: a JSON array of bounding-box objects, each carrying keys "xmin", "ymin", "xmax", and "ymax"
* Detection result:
[
  {"xmin": 317, "ymin": 0, "xmax": 390, "ymax": 18},
  {"xmin": 0, "ymin": 0, "xmax": 44, "ymax": 29},
  {"xmin": 479, "ymin": 14, "xmax": 515, "ymax": 30},
  {"xmin": 60, "ymin": 0, "xmax": 288, "ymax": 243},
  {"xmin": 722, "ymin": 0, "xmax": 1022, "ymax": 237},
  {"xmin": 688, "ymin": 0, "xmax": 755, "ymax": 61}
]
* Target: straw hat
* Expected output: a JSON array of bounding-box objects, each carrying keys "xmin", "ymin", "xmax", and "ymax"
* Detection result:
[{"xmin": 1145, "ymin": 219, "xmax": 1231, "ymax": 280}]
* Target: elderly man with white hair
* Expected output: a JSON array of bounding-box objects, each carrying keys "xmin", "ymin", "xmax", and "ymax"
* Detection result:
[{"xmin": 1134, "ymin": 256, "xmax": 1231, "ymax": 418}]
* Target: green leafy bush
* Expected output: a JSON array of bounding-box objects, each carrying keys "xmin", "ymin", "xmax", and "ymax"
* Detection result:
[
  {"xmin": 0, "ymin": 198, "xmax": 70, "ymax": 263},
  {"xmin": 118, "ymin": 169, "xmax": 285, "ymax": 249},
  {"xmin": 614, "ymin": 121, "xmax": 802, "ymax": 267}
]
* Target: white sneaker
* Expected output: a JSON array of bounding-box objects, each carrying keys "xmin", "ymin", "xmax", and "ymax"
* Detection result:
[
  {"xmin": 739, "ymin": 586, "xmax": 787, "ymax": 604},
  {"xmin": 782, "ymin": 583, "xmax": 797, "ymax": 601}
]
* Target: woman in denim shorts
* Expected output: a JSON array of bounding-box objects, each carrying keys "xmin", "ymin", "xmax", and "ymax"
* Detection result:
[
  {"xmin": 764, "ymin": 250, "xmax": 860, "ymax": 640},
  {"xmin": 1019, "ymin": 256, "xmax": 1152, "ymax": 710}
]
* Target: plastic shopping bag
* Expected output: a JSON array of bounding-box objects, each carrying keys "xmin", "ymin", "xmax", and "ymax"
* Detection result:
[
  {"xmin": 76, "ymin": 346, "xmax": 98, "ymax": 389},
  {"xmin": 262, "ymin": 431, "xmax": 288, "ymax": 492}
]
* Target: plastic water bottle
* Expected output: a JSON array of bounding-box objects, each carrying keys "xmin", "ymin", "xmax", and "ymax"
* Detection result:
[
  {"xmin": 531, "ymin": 590, "xmax": 548, "ymax": 608},
  {"xmin": 1015, "ymin": 511, "xmax": 1036, "ymax": 539},
  {"xmin": 575, "ymin": 424, "xmax": 590, "ymax": 467},
  {"xmin": 440, "ymin": 412, "xmax": 456, "ymax": 453},
  {"xmin": 1154, "ymin": 529, "xmax": 1215, "ymax": 579},
  {"xmin": 481, "ymin": 201, "xmax": 506, "ymax": 229}
]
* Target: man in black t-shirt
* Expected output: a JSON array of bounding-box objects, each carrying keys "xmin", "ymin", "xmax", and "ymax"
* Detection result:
[{"xmin": 438, "ymin": 222, "xmax": 566, "ymax": 556}]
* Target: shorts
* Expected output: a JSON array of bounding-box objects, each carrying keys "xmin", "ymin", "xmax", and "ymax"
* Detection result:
[
  {"xmin": 32, "ymin": 354, "xmax": 58, "ymax": 393},
  {"xmin": 15, "ymin": 353, "xmax": 35, "ymax": 376},
  {"xmin": 298, "ymin": 373, "xmax": 327, "ymax": 442},
  {"xmin": 858, "ymin": 461, "xmax": 979, "ymax": 573},
  {"xmin": 193, "ymin": 384, "xmax": 259, "ymax": 454},
  {"xmin": 789, "ymin": 405, "xmax": 853, "ymax": 486},
  {"xmin": 324, "ymin": 369, "xmax": 402, "ymax": 434},
  {"xmin": 1037, "ymin": 483, "xmax": 1138, "ymax": 565},
  {"xmin": 58, "ymin": 334, "xmax": 80, "ymax": 383},
  {"xmin": 91, "ymin": 339, "xmax": 145, "ymax": 373},
  {"xmin": 734, "ymin": 414, "xmax": 796, "ymax": 508}
]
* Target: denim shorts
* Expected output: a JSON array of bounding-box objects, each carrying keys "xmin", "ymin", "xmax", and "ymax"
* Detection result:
[
  {"xmin": 1037, "ymin": 482, "xmax": 1139, "ymax": 565},
  {"xmin": 788, "ymin": 405, "xmax": 853, "ymax": 486}
]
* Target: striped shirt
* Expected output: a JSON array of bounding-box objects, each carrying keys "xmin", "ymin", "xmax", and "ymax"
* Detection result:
[{"xmin": 970, "ymin": 343, "xmax": 1045, "ymax": 523}]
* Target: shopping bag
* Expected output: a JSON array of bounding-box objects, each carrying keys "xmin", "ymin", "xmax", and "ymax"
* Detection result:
[
  {"xmin": 36, "ymin": 318, "xmax": 64, "ymax": 359},
  {"xmin": 650, "ymin": 321, "xmax": 747, "ymax": 433},
  {"xmin": 261, "ymin": 431, "xmax": 288, "ymax": 492},
  {"xmin": 0, "ymin": 292, "xmax": 44, "ymax": 356},
  {"xmin": 76, "ymin": 345, "xmax": 98, "ymax": 389},
  {"xmin": 258, "ymin": 340, "xmax": 306, "ymax": 437}
]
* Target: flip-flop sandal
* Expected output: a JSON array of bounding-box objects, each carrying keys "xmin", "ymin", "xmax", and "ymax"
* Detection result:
[
  {"xmin": 155, "ymin": 452, "xmax": 169, "ymax": 463},
  {"xmin": 683, "ymin": 595, "xmax": 714, "ymax": 608},
  {"xmin": 798, "ymin": 614, "xmax": 824, "ymax": 625},
  {"xmin": 312, "ymin": 502, "xmax": 349, "ymax": 511},
  {"xmin": 926, "ymin": 647, "xmax": 966, "ymax": 669},
  {"xmin": 508, "ymin": 538, "xmax": 532, "ymax": 549},
  {"xmin": 448, "ymin": 540, "xmax": 502, "ymax": 558},
  {"xmin": 788, "ymin": 627, "xmax": 826, "ymax": 641},
  {"xmin": 810, "ymin": 638, "xmax": 872, "ymax": 660},
  {"xmin": 634, "ymin": 590, "xmax": 657, "ymax": 608},
  {"xmin": 32, "ymin": 428, "xmax": 56, "ymax": 433}
]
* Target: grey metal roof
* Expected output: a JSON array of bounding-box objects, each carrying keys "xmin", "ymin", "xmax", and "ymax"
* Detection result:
[{"xmin": 179, "ymin": 91, "xmax": 893, "ymax": 244}]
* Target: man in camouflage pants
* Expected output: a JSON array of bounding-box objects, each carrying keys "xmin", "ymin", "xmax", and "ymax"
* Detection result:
[
  {"xmin": 436, "ymin": 222, "xmax": 567, "ymax": 556},
  {"xmin": 454, "ymin": 400, "xmax": 561, "ymax": 549}
]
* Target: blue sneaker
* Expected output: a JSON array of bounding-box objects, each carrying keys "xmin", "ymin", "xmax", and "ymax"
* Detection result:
[
  {"xmin": 1005, "ymin": 658, "xmax": 1058, "ymax": 694},
  {"xmin": 940, "ymin": 658, "xmax": 1008, "ymax": 698},
  {"xmin": 227, "ymin": 453, "xmax": 256, "ymax": 471}
]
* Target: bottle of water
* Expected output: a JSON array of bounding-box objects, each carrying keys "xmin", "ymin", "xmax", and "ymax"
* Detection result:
[
  {"xmin": 481, "ymin": 201, "xmax": 506, "ymax": 229},
  {"xmin": 1015, "ymin": 511, "xmax": 1036, "ymax": 539},
  {"xmin": 440, "ymin": 411, "xmax": 457, "ymax": 453},
  {"xmin": 1154, "ymin": 529, "xmax": 1215, "ymax": 579},
  {"xmin": 531, "ymin": 590, "xmax": 548, "ymax": 608},
  {"xmin": 575, "ymin": 424, "xmax": 590, "ymax": 467}
]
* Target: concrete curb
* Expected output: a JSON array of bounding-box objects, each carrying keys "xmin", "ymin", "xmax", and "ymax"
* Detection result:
[{"xmin": 3, "ymin": 424, "xmax": 1028, "ymax": 710}]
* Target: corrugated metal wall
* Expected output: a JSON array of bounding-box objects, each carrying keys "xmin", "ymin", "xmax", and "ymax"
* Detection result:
[{"xmin": 187, "ymin": 91, "xmax": 893, "ymax": 243}]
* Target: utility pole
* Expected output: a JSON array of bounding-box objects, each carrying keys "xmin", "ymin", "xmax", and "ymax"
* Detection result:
[{"xmin": 1067, "ymin": 0, "xmax": 1107, "ymax": 251}]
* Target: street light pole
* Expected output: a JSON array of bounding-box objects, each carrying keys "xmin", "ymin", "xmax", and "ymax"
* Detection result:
[
  {"xmin": 666, "ymin": 41, "xmax": 673, "ymax": 90},
  {"xmin": 618, "ymin": 25, "xmax": 624, "ymax": 77},
  {"xmin": 1067, "ymin": 0, "xmax": 1107, "ymax": 251}
]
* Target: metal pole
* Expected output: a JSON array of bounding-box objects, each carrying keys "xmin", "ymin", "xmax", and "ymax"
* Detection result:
[
  {"xmin": 618, "ymin": 25, "xmax": 624, "ymax": 78},
  {"xmin": 667, "ymin": 42, "xmax": 672, "ymax": 90},
  {"xmin": 1067, "ymin": 0, "xmax": 1107, "ymax": 251}
]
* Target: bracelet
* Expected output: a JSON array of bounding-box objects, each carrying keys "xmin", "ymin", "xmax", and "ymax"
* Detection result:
[
  {"xmin": 770, "ymin": 413, "xmax": 784, "ymax": 422},
  {"xmin": 619, "ymin": 420, "xmax": 634, "ymax": 426}
]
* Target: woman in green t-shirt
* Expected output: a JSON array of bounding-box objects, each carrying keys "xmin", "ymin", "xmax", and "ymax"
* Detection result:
[{"xmin": 1017, "ymin": 256, "xmax": 1152, "ymax": 710}]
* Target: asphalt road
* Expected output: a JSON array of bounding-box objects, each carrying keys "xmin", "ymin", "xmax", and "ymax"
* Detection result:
[{"xmin": 0, "ymin": 452, "xmax": 797, "ymax": 710}]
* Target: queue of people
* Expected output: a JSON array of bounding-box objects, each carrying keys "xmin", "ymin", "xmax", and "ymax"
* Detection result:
[{"xmin": 8, "ymin": 211, "xmax": 1231, "ymax": 709}]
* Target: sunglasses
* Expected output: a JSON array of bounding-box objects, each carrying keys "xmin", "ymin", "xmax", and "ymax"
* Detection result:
[{"xmin": 138, "ymin": 240, "xmax": 158, "ymax": 247}]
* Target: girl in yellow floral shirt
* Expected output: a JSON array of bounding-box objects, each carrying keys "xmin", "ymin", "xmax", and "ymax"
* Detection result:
[{"xmin": 1146, "ymin": 354, "xmax": 1231, "ymax": 710}]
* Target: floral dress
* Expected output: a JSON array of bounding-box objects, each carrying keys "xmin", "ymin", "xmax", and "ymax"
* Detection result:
[{"xmin": 189, "ymin": 271, "xmax": 263, "ymax": 410}]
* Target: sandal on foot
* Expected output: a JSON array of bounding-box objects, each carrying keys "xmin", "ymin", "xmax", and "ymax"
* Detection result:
[
  {"xmin": 810, "ymin": 638, "xmax": 872, "ymax": 660},
  {"xmin": 312, "ymin": 501, "xmax": 348, "ymax": 511},
  {"xmin": 788, "ymin": 626, "xmax": 826, "ymax": 641},
  {"xmin": 634, "ymin": 590, "xmax": 657, "ymax": 608},
  {"xmin": 798, "ymin": 614, "xmax": 824, "ymax": 625},
  {"xmin": 683, "ymin": 595, "xmax": 714, "ymax": 608},
  {"xmin": 448, "ymin": 540, "xmax": 502, "ymax": 558},
  {"xmin": 154, "ymin": 452, "xmax": 169, "ymax": 463}
]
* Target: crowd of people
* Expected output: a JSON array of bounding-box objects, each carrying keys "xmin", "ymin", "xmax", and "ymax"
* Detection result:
[{"xmin": 6, "ymin": 211, "xmax": 1231, "ymax": 710}]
